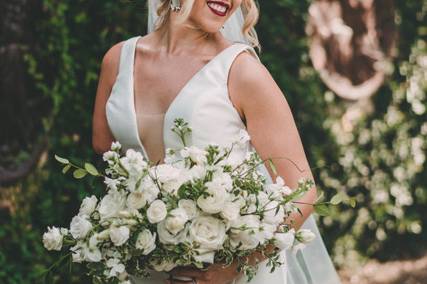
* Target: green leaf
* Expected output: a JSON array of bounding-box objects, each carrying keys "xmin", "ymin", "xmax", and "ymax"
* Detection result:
[
  {"xmin": 62, "ymin": 164, "xmax": 71, "ymax": 174},
  {"xmin": 73, "ymin": 169, "xmax": 87, "ymax": 179},
  {"xmin": 314, "ymin": 203, "xmax": 330, "ymax": 216},
  {"xmin": 54, "ymin": 154, "xmax": 69, "ymax": 164},
  {"xmin": 84, "ymin": 163, "xmax": 99, "ymax": 176},
  {"xmin": 349, "ymin": 198, "xmax": 357, "ymax": 208},
  {"xmin": 330, "ymin": 193, "xmax": 344, "ymax": 205},
  {"xmin": 268, "ymin": 159, "xmax": 278, "ymax": 175}
]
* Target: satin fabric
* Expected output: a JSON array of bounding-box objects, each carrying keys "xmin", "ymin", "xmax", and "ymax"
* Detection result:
[{"xmin": 106, "ymin": 35, "xmax": 341, "ymax": 284}]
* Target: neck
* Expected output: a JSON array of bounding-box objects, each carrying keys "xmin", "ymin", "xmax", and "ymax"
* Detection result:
[{"xmin": 156, "ymin": 12, "xmax": 217, "ymax": 54}]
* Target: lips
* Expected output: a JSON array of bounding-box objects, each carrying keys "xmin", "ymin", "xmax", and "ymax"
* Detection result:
[{"xmin": 206, "ymin": 1, "xmax": 230, "ymax": 17}]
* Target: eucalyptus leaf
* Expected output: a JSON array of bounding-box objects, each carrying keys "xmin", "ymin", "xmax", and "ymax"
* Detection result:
[
  {"xmin": 84, "ymin": 163, "xmax": 99, "ymax": 176},
  {"xmin": 314, "ymin": 203, "xmax": 330, "ymax": 216},
  {"xmin": 62, "ymin": 164, "xmax": 71, "ymax": 174},
  {"xmin": 54, "ymin": 154, "xmax": 69, "ymax": 164},
  {"xmin": 73, "ymin": 169, "xmax": 87, "ymax": 179},
  {"xmin": 330, "ymin": 193, "xmax": 344, "ymax": 205}
]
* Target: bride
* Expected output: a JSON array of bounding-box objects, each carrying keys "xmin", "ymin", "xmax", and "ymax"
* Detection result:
[{"xmin": 92, "ymin": 0, "xmax": 341, "ymax": 283}]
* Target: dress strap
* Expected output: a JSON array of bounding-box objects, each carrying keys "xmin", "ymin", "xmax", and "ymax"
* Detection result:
[
  {"xmin": 221, "ymin": 43, "xmax": 261, "ymax": 79},
  {"xmin": 118, "ymin": 36, "xmax": 140, "ymax": 79}
]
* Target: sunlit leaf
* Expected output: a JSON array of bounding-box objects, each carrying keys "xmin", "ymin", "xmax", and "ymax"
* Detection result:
[
  {"xmin": 73, "ymin": 169, "xmax": 87, "ymax": 179},
  {"xmin": 54, "ymin": 154, "xmax": 69, "ymax": 164}
]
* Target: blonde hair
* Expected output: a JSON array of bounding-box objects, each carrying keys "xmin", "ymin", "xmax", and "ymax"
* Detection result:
[{"xmin": 152, "ymin": 0, "xmax": 260, "ymax": 50}]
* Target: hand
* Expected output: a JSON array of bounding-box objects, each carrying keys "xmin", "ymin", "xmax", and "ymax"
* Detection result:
[{"xmin": 167, "ymin": 262, "xmax": 242, "ymax": 284}]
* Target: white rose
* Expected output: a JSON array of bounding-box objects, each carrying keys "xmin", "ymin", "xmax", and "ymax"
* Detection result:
[
  {"xmin": 109, "ymin": 226, "xmax": 130, "ymax": 246},
  {"xmin": 83, "ymin": 246, "xmax": 102, "ymax": 262},
  {"xmin": 104, "ymin": 177, "xmax": 120, "ymax": 191},
  {"xmin": 180, "ymin": 146, "xmax": 208, "ymax": 165},
  {"xmin": 264, "ymin": 177, "xmax": 292, "ymax": 200},
  {"xmin": 150, "ymin": 259, "xmax": 177, "ymax": 272},
  {"xmin": 189, "ymin": 216, "xmax": 226, "ymax": 250},
  {"xmin": 197, "ymin": 182, "xmax": 229, "ymax": 214},
  {"xmin": 135, "ymin": 229, "xmax": 156, "ymax": 255},
  {"xmin": 230, "ymin": 215, "xmax": 263, "ymax": 250},
  {"xmin": 70, "ymin": 215, "xmax": 92, "ymax": 239},
  {"xmin": 211, "ymin": 170, "xmax": 233, "ymax": 191},
  {"xmin": 147, "ymin": 200, "xmax": 167, "ymax": 224},
  {"xmin": 220, "ymin": 202, "xmax": 240, "ymax": 221},
  {"xmin": 165, "ymin": 208, "xmax": 189, "ymax": 235},
  {"xmin": 274, "ymin": 229, "xmax": 295, "ymax": 250},
  {"xmin": 43, "ymin": 226, "xmax": 64, "ymax": 251},
  {"xmin": 178, "ymin": 199, "xmax": 198, "ymax": 220},
  {"xmin": 261, "ymin": 223, "xmax": 277, "ymax": 240},
  {"xmin": 126, "ymin": 191, "xmax": 147, "ymax": 210},
  {"xmin": 297, "ymin": 229, "xmax": 316, "ymax": 244},
  {"xmin": 187, "ymin": 165, "xmax": 206, "ymax": 181},
  {"xmin": 99, "ymin": 190, "xmax": 126, "ymax": 220},
  {"xmin": 79, "ymin": 195, "xmax": 98, "ymax": 216},
  {"xmin": 157, "ymin": 221, "xmax": 188, "ymax": 245}
]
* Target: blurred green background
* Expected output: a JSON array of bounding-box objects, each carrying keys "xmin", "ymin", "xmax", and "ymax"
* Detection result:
[{"xmin": 0, "ymin": 0, "xmax": 426, "ymax": 283}]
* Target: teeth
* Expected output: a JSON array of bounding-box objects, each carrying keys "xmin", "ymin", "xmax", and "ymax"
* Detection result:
[{"xmin": 207, "ymin": 2, "xmax": 227, "ymax": 13}]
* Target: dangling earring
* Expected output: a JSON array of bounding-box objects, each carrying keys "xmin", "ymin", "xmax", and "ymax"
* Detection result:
[{"xmin": 170, "ymin": 0, "xmax": 182, "ymax": 12}]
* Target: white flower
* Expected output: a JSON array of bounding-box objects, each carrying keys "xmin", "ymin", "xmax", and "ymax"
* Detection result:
[
  {"xmin": 135, "ymin": 229, "xmax": 156, "ymax": 255},
  {"xmin": 297, "ymin": 229, "xmax": 315, "ymax": 244},
  {"xmin": 106, "ymin": 258, "xmax": 126, "ymax": 278},
  {"xmin": 274, "ymin": 229, "xmax": 295, "ymax": 250},
  {"xmin": 220, "ymin": 202, "xmax": 240, "ymax": 221},
  {"xmin": 109, "ymin": 226, "xmax": 130, "ymax": 246},
  {"xmin": 197, "ymin": 182, "xmax": 229, "ymax": 214},
  {"xmin": 265, "ymin": 177, "xmax": 292, "ymax": 200},
  {"xmin": 43, "ymin": 226, "xmax": 64, "ymax": 251},
  {"xmin": 230, "ymin": 215, "xmax": 263, "ymax": 250},
  {"xmin": 104, "ymin": 177, "xmax": 121, "ymax": 191},
  {"xmin": 70, "ymin": 216, "xmax": 92, "ymax": 239},
  {"xmin": 79, "ymin": 195, "xmax": 98, "ymax": 216},
  {"xmin": 157, "ymin": 221, "xmax": 188, "ymax": 245},
  {"xmin": 98, "ymin": 190, "xmax": 126, "ymax": 220},
  {"xmin": 189, "ymin": 216, "xmax": 226, "ymax": 250},
  {"xmin": 180, "ymin": 146, "xmax": 208, "ymax": 165},
  {"xmin": 71, "ymin": 242, "xmax": 102, "ymax": 262},
  {"xmin": 147, "ymin": 200, "xmax": 167, "ymax": 224},
  {"xmin": 211, "ymin": 170, "xmax": 233, "ymax": 191},
  {"xmin": 103, "ymin": 150, "xmax": 119, "ymax": 163},
  {"xmin": 126, "ymin": 191, "xmax": 147, "ymax": 210},
  {"xmin": 193, "ymin": 248, "xmax": 215, "ymax": 264},
  {"xmin": 150, "ymin": 259, "xmax": 177, "ymax": 272},
  {"xmin": 178, "ymin": 199, "xmax": 198, "ymax": 220},
  {"xmin": 263, "ymin": 201, "xmax": 285, "ymax": 225},
  {"xmin": 165, "ymin": 208, "xmax": 189, "ymax": 235},
  {"xmin": 111, "ymin": 141, "xmax": 122, "ymax": 151},
  {"xmin": 151, "ymin": 164, "xmax": 186, "ymax": 195}
]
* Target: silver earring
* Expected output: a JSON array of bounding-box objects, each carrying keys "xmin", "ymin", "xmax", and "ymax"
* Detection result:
[{"xmin": 170, "ymin": 0, "xmax": 182, "ymax": 12}]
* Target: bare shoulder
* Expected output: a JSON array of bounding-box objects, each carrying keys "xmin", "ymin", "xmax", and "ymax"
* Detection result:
[
  {"xmin": 99, "ymin": 40, "xmax": 127, "ymax": 84},
  {"xmin": 229, "ymin": 48, "xmax": 286, "ymax": 112}
]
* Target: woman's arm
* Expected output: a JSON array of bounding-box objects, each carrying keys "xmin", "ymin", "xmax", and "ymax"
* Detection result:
[
  {"xmin": 91, "ymin": 42, "xmax": 124, "ymax": 154},
  {"xmin": 229, "ymin": 51, "xmax": 318, "ymax": 229},
  {"xmin": 169, "ymin": 52, "xmax": 318, "ymax": 284}
]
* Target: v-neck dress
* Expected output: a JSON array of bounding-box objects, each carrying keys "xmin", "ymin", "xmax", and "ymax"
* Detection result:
[{"xmin": 105, "ymin": 36, "xmax": 341, "ymax": 284}]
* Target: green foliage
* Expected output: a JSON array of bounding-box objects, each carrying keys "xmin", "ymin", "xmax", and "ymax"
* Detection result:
[{"xmin": 1, "ymin": 0, "xmax": 426, "ymax": 282}]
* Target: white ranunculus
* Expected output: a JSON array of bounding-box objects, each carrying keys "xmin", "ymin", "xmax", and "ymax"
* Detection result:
[
  {"xmin": 274, "ymin": 229, "xmax": 295, "ymax": 250},
  {"xmin": 109, "ymin": 226, "xmax": 130, "ymax": 246},
  {"xmin": 83, "ymin": 246, "xmax": 102, "ymax": 262},
  {"xmin": 263, "ymin": 201, "xmax": 285, "ymax": 225},
  {"xmin": 211, "ymin": 170, "xmax": 233, "ymax": 191},
  {"xmin": 178, "ymin": 199, "xmax": 198, "ymax": 220},
  {"xmin": 261, "ymin": 223, "xmax": 277, "ymax": 240},
  {"xmin": 157, "ymin": 221, "xmax": 187, "ymax": 245},
  {"xmin": 98, "ymin": 190, "xmax": 126, "ymax": 220},
  {"xmin": 165, "ymin": 208, "xmax": 189, "ymax": 235},
  {"xmin": 297, "ymin": 229, "xmax": 316, "ymax": 244},
  {"xmin": 189, "ymin": 216, "xmax": 226, "ymax": 250},
  {"xmin": 150, "ymin": 259, "xmax": 177, "ymax": 272},
  {"xmin": 230, "ymin": 215, "xmax": 263, "ymax": 250},
  {"xmin": 220, "ymin": 202, "xmax": 240, "ymax": 221},
  {"xmin": 126, "ymin": 191, "xmax": 147, "ymax": 210},
  {"xmin": 147, "ymin": 200, "xmax": 167, "ymax": 224},
  {"xmin": 79, "ymin": 195, "xmax": 98, "ymax": 216},
  {"xmin": 180, "ymin": 146, "xmax": 208, "ymax": 165},
  {"xmin": 135, "ymin": 229, "xmax": 156, "ymax": 255},
  {"xmin": 197, "ymin": 182, "xmax": 229, "ymax": 214},
  {"xmin": 70, "ymin": 215, "xmax": 92, "ymax": 239},
  {"xmin": 43, "ymin": 226, "xmax": 64, "ymax": 251}
]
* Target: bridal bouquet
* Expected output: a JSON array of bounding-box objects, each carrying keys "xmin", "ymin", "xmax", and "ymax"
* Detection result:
[{"xmin": 43, "ymin": 119, "xmax": 327, "ymax": 284}]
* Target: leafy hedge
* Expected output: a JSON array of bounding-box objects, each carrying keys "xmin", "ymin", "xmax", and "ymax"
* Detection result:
[{"xmin": 0, "ymin": 0, "xmax": 426, "ymax": 283}]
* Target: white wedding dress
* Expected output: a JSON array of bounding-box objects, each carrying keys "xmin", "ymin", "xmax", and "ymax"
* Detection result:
[{"xmin": 106, "ymin": 35, "xmax": 341, "ymax": 284}]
